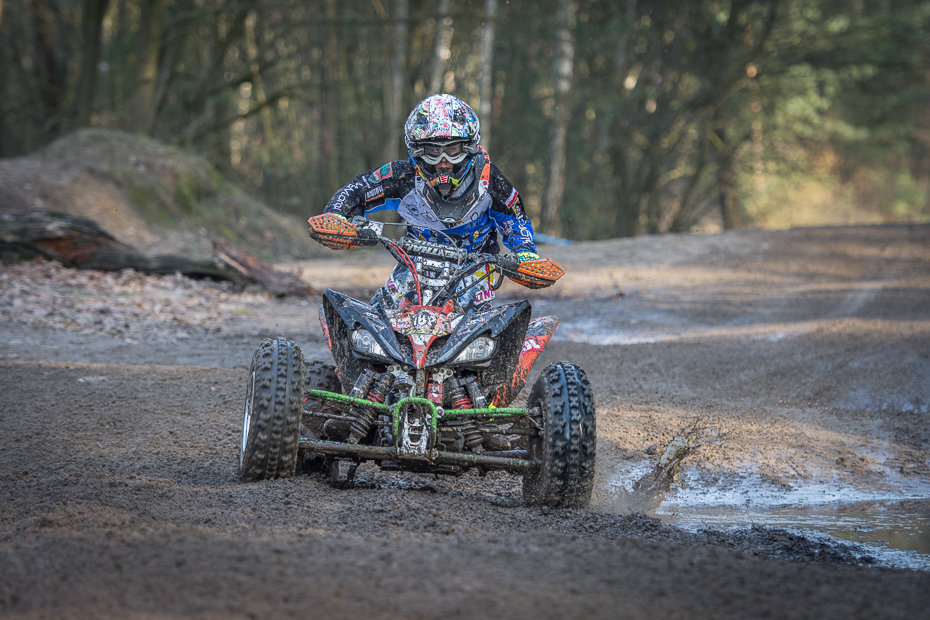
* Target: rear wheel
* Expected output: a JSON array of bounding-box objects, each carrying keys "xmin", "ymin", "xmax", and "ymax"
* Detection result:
[
  {"xmin": 239, "ymin": 337, "xmax": 306, "ymax": 481},
  {"xmin": 523, "ymin": 362, "xmax": 596, "ymax": 508}
]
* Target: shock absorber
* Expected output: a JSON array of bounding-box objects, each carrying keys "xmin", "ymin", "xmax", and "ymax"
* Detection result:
[
  {"xmin": 446, "ymin": 377, "xmax": 472, "ymax": 409},
  {"xmin": 447, "ymin": 377, "xmax": 484, "ymax": 452},
  {"xmin": 349, "ymin": 369, "xmax": 378, "ymax": 400},
  {"xmin": 325, "ymin": 370, "xmax": 375, "ymax": 441},
  {"xmin": 348, "ymin": 371, "xmax": 392, "ymax": 444},
  {"xmin": 463, "ymin": 376, "xmax": 488, "ymax": 410}
]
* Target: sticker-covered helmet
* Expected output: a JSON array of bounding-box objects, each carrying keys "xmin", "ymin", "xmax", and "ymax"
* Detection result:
[{"xmin": 404, "ymin": 94, "xmax": 481, "ymax": 200}]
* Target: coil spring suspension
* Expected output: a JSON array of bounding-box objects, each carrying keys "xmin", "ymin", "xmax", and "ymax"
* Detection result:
[
  {"xmin": 446, "ymin": 377, "xmax": 486, "ymax": 453},
  {"xmin": 347, "ymin": 370, "xmax": 392, "ymax": 444},
  {"xmin": 446, "ymin": 377, "xmax": 472, "ymax": 409},
  {"xmin": 462, "ymin": 423, "xmax": 484, "ymax": 453}
]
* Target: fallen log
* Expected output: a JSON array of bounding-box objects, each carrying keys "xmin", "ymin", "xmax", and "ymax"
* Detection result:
[
  {"xmin": 213, "ymin": 239, "xmax": 314, "ymax": 297},
  {"xmin": 0, "ymin": 209, "xmax": 313, "ymax": 296}
]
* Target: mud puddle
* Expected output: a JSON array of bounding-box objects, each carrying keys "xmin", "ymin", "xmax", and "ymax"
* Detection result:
[
  {"xmin": 659, "ymin": 502, "xmax": 930, "ymax": 570},
  {"xmin": 552, "ymin": 317, "xmax": 812, "ymax": 346},
  {"xmin": 603, "ymin": 463, "xmax": 930, "ymax": 570}
]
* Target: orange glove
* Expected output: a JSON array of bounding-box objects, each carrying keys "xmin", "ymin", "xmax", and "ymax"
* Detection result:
[
  {"xmin": 307, "ymin": 213, "xmax": 360, "ymax": 250},
  {"xmin": 507, "ymin": 256, "xmax": 565, "ymax": 289}
]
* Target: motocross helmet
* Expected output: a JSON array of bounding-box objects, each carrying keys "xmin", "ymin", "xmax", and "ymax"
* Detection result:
[{"xmin": 404, "ymin": 94, "xmax": 481, "ymax": 206}]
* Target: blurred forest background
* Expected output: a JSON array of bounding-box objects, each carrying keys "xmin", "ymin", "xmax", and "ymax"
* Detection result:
[{"xmin": 1, "ymin": 0, "xmax": 929, "ymax": 240}]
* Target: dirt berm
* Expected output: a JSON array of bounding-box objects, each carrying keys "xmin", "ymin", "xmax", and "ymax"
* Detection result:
[
  {"xmin": 1, "ymin": 223, "xmax": 930, "ymax": 618},
  {"xmin": 0, "ymin": 128, "xmax": 323, "ymax": 261}
]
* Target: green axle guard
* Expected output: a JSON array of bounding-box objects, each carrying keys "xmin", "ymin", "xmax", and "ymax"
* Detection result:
[{"xmin": 301, "ymin": 389, "xmax": 535, "ymax": 472}]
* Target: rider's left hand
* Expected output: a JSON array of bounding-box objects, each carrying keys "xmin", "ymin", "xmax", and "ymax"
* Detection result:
[{"xmin": 507, "ymin": 254, "xmax": 565, "ymax": 289}]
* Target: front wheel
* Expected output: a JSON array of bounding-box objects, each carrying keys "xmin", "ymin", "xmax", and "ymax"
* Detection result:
[
  {"xmin": 239, "ymin": 337, "xmax": 306, "ymax": 481},
  {"xmin": 523, "ymin": 362, "xmax": 596, "ymax": 508}
]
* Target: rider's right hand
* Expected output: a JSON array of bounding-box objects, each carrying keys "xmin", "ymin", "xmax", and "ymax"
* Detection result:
[{"xmin": 307, "ymin": 213, "xmax": 361, "ymax": 250}]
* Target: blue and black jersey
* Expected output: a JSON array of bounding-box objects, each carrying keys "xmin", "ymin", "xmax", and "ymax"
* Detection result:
[{"xmin": 323, "ymin": 159, "xmax": 537, "ymax": 256}]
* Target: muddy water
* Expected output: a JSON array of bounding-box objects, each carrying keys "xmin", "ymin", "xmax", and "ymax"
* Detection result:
[
  {"xmin": 658, "ymin": 502, "xmax": 930, "ymax": 570},
  {"xmin": 555, "ymin": 267, "xmax": 930, "ymax": 573},
  {"xmin": 601, "ymin": 462, "xmax": 930, "ymax": 570}
]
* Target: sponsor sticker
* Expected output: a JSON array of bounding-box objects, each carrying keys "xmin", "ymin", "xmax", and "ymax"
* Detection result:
[
  {"xmin": 506, "ymin": 189, "xmax": 524, "ymax": 217},
  {"xmin": 368, "ymin": 163, "xmax": 393, "ymax": 183},
  {"xmin": 522, "ymin": 337, "xmax": 542, "ymax": 353},
  {"xmin": 364, "ymin": 185, "xmax": 384, "ymax": 203},
  {"xmin": 505, "ymin": 189, "xmax": 519, "ymax": 209},
  {"xmin": 413, "ymin": 311, "xmax": 438, "ymax": 329}
]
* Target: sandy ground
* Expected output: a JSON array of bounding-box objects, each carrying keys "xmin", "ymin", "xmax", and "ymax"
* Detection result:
[{"xmin": 2, "ymin": 224, "xmax": 930, "ymax": 618}]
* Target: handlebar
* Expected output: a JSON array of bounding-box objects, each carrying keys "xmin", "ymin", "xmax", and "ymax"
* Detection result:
[
  {"xmin": 350, "ymin": 216, "xmax": 521, "ymax": 274},
  {"xmin": 344, "ymin": 216, "xmax": 524, "ymax": 306},
  {"xmin": 396, "ymin": 237, "xmax": 468, "ymax": 264}
]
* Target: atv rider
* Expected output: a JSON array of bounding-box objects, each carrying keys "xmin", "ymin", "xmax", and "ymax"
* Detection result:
[{"xmin": 308, "ymin": 94, "xmax": 562, "ymax": 308}]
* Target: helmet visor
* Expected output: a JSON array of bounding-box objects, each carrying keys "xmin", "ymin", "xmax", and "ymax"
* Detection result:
[{"xmin": 418, "ymin": 141, "xmax": 470, "ymax": 165}]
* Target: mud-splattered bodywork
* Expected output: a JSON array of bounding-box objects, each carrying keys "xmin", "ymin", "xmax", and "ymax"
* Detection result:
[
  {"xmin": 320, "ymin": 289, "xmax": 541, "ymax": 402},
  {"xmin": 297, "ymin": 221, "xmax": 579, "ymax": 480}
]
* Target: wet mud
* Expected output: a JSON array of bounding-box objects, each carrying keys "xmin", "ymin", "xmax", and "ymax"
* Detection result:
[{"xmin": 2, "ymin": 224, "xmax": 930, "ymax": 618}]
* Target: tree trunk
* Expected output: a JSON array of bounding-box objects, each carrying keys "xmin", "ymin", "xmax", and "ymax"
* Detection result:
[
  {"xmin": 607, "ymin": 135, "xmax": 632, "ymax": 237},
  {"xmin": 0, "ymin": 210, "xmax": 243, "ymax": 283},
  {"xmin": 593, "ymin": 2, "xmax": 634, "ymax": 177},
  {"xmin": 178, "ymin": 8, "xmax": 250, "ymax": 147},
  {"xmin": 29, "ymin": 0, "xmax": 62, "ymax": 141},
  {"xmin": 131, "ymin": 0, "xmax": 168, "ymax": 133},
  {"xmin": 713, "ymin": 106, "xmax": 741, "ymax": 229},
  {"xmin": 145, "ymin": 27, "xmax": 179, "ymax": 135},
  {"xmin": 540, "ymin": 0, "xmax": 577, "ymax": 236},
  {"xmin": 76, "ymin": 0, "xmax": 111, "ymax": 127},
  {"xmin": 322, "ymin": 0, "xmax": 340, "ymax": 192},
  {"xmin": 915, "ymin": 91, "xmax": 930, "ymax": 220},
  {"xmin": 668, "ymin": 127, "xmax": 710, "ymax": 233},
  {"xmin": 245, "ymin": 10, "xmax": 275, "ymax": 148},
  {"xmin": 428, "ymin": 0, "xmax": 453, "ymax": 95},
  {"xmin": 212, "ymin": 240, "xmax": 314, "ymax": 297},
  {"xmin": 478, "ymin": 0, "xmax": 497, "ymax": 150},
  {"xmin": 718, "ymin": 152, "xmax": 740, "ymax": 229},
  {"xmin": 383, "ymin": 0, "xmax": 408, "ymax": 163}
]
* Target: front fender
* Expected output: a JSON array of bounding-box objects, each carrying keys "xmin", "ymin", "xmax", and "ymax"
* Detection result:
[
  {"xmin": 322, "ymin": 289, "xmax": 410, "ymax": 391},
  {"xmin": 430, "ymin": 301, "xmax": 532, "ymax": 392},
  {"xmin": 490, "ymin": 315, "xmax": 560, "ymax": 407}
]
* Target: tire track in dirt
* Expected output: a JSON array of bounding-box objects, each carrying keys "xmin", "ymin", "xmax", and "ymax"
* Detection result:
[{"xmin": 3, "ymin": 224, "xmax": 930, "ymax": 617}]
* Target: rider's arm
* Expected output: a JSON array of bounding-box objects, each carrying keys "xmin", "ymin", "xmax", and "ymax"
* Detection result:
[
  {"xmin": 323, "ymin": 160, "xmax": 417, "ymax": 218},
  {"xmin": 486, "ymin": 164, "xmax": 538, "ymax": 256}
]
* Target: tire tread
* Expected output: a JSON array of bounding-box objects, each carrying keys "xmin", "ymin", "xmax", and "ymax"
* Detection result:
[
  {"xmin": 240, "ymin": 337, "xmax": 306, "ymax": 481},
  {"xmin": 523, "ymin": 361, "xmax": 596, "ymax": 507}
]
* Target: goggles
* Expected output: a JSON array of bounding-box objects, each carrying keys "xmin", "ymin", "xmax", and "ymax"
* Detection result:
[{"xmin": 415, "ymin": 141, "xmax": 471, "ymax": 165}]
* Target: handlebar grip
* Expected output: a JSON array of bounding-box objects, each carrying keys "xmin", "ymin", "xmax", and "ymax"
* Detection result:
[
  {"xmin": 349, "ymin": 216, "xmax": 383, "ymax": 246},
  {"xmin": 496, "ymin": 255, "xmax": 521, "ymax": 272},
  {"xmin": 355, "ymin": 227, "xmax": 380, "ymax": 246}
]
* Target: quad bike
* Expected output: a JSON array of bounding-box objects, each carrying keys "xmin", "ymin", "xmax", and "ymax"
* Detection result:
[{"xmin": 239, "ymin": 215, "xmax": 596, "ymax": 507}]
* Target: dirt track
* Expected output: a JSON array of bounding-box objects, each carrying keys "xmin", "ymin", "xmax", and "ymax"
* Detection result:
[{"xmin": 2, "ymin": 224, "xmax": 930, "ymax": 618}]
